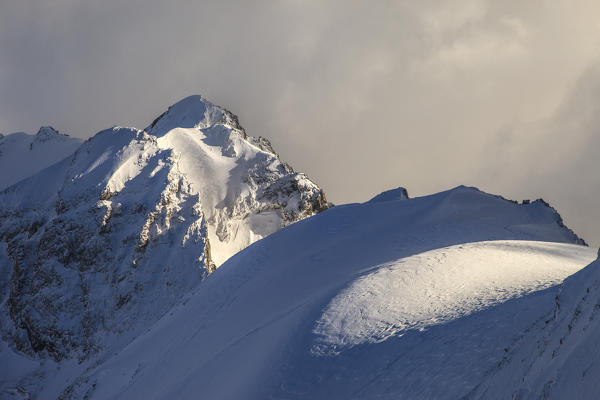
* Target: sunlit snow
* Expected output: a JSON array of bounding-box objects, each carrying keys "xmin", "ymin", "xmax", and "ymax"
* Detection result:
[{"xmin": 313, "ymin": 240, "xmax": 596, "ymax": 354}]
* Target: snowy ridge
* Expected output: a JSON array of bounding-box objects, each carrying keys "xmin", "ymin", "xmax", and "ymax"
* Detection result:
[
  {"xmin": 0, "ymin": 95, "xmax": 327, "ymax": 365},
  {"xmin": 31, "ymin": 185, "xmax": 593, "ymax": 400},
  {"xmin": 0, "ymin": 126, "xmax": 81, "ymax": 190}
]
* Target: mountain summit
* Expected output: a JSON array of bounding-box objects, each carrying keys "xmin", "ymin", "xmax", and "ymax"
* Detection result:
[
  {"xmin": 0, "ymin": 95, "xmax": 328, "ymax": 362},
  {"xmin": 145, "ymin": 95, "xmax": 246, "ymax": 136}
]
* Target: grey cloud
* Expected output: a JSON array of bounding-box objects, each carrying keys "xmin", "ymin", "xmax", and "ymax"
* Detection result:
[{"xmin": 1, "ymin": 0, "xmax": 599, "ymax": 244}]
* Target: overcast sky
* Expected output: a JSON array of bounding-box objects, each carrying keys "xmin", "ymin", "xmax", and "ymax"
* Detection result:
[{"xmin": 1, "ymin": 1, "xmax": 599, "ymax": 244}]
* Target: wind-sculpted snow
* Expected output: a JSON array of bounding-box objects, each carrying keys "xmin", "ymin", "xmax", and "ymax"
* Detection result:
[
  {"xmin": 312, "ymin": 241, "xmax": 595, "ymax": 354},
  {"xmin": 469, "ymin": 252, "xmax": 600, "ymax": 399},
  {"xmin": 29, "ymin": 186, "xmax": 593, "ymax": 400},
  {"xmin": 0, "ymin": 95, "xmax": 327, "ymax": 365},
  {"xmin": 0, "ymin": 126, "xmax": 81, "ymax": 190}
]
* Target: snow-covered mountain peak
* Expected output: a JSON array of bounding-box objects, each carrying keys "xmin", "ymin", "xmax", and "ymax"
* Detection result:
[
  {"xmin": 0, "ymin": 95, "xmax": 328, "ymax": 363},
  {"xmin": 34, "ymin": 125, "xmax": 61, "ymax": 139},
  {"xmin": 146, "ymin": 95, "xmax": 245, "ymax": 138},
  {"xmin": 139, "ymin": 95, "xmax": 329, "ymax": 263}
]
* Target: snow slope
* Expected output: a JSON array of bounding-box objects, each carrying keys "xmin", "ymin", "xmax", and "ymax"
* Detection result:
[
  {"xmin": 469, "ymin": 252, "xmax": 600, "ymax": 399},
  {"xmin": 312, "ymin": 241, "xmax": 593, "ymax": 354},
  {"xmin": 41, "ymin": 186, "xmax": 594, "ymax": 400},
  {"xmin": 0, "ymin": 127, "xmax": 82, "ymax": 190},
  {"xmin": 0, "ymin": 95, "xmax": 327, "ymax": 367}
]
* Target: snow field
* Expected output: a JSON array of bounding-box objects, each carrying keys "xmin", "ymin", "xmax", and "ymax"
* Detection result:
[{"xmin": 313, "ymin": 240, "xmax": 597, "ymax": 353}]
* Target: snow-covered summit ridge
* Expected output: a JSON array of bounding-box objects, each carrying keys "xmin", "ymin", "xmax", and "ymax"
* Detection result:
[
  {"xmin": 146, "ymin": 95, "xmax": 246, "ymax": 137},
  {"xmin": 145, "ymin": 96, "xmax": 288, "ymax": 164},
  {"xmin": 364, "ymin": 185, "xmax": 585, "ymax": 248},
  {"xmin": 434, "ymin": 186, "xmax": 587, "ymax": 246},
  {"xmin": 0, "ymin": 95, "xmax": 328, "ymax": 363}
]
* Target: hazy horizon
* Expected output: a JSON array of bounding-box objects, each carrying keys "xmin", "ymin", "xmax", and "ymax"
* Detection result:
[{"xmin": 1, "ymin": 1, "xmax": 599, "ymax": 245}]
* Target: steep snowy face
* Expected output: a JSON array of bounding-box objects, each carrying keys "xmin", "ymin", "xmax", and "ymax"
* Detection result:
[
  {"xmin": 0, "ymin": 126, "xmax": 82, "ymax": 190},
  {"xmin": 0, "ymin": 127, "xmax": 214, "ymax": 361},
  {"xmin": 470, "ymin": 252, "xmax": 600, "ymax": 399},
  {"xmin": 0, "ymin": 95, "xmax": 327, "ymax": 362},
  {"xmin": 145, "ymin": 95, "xmax": 328, "ymax": 264}
]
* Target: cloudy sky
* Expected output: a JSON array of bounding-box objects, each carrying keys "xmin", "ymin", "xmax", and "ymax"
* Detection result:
[{"xmin": 1, "ymin": 1, "xmax": 599, "ymax": 244}]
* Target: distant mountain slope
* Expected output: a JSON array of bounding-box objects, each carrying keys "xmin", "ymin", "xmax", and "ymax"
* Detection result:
[
  {"xmin": 0, "ymin": 126, "xmax": 82, "ymax": 190},
  {"xmin": 0, "ymin": 95, "xmax": 327, "ymax": 367},
  {"xmin": 38, "ymin": 186, "xmax": 593, "ymax": 400}
]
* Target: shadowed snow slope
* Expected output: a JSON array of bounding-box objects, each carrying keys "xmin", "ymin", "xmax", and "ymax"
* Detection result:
[
  {"xmin": 469, "ymin": 254, "xmax": 600, "ymax": 399},
  {"xmin": 42, "ymin": 186, "xmax": 595, "ymax": 400},
  {"xmin": 0, "ymin": 127, "xmax": 82, "ymax": 190}
]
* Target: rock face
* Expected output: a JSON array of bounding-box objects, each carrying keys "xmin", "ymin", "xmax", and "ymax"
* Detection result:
[{"xmin": 0, "ymin": 95, "xmax": 328, "ymax": 361}]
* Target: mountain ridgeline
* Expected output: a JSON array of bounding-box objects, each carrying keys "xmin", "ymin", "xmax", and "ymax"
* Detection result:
[{"xmin": 0, "ymin": 95, "xmax": 596, "ymax": 400}]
